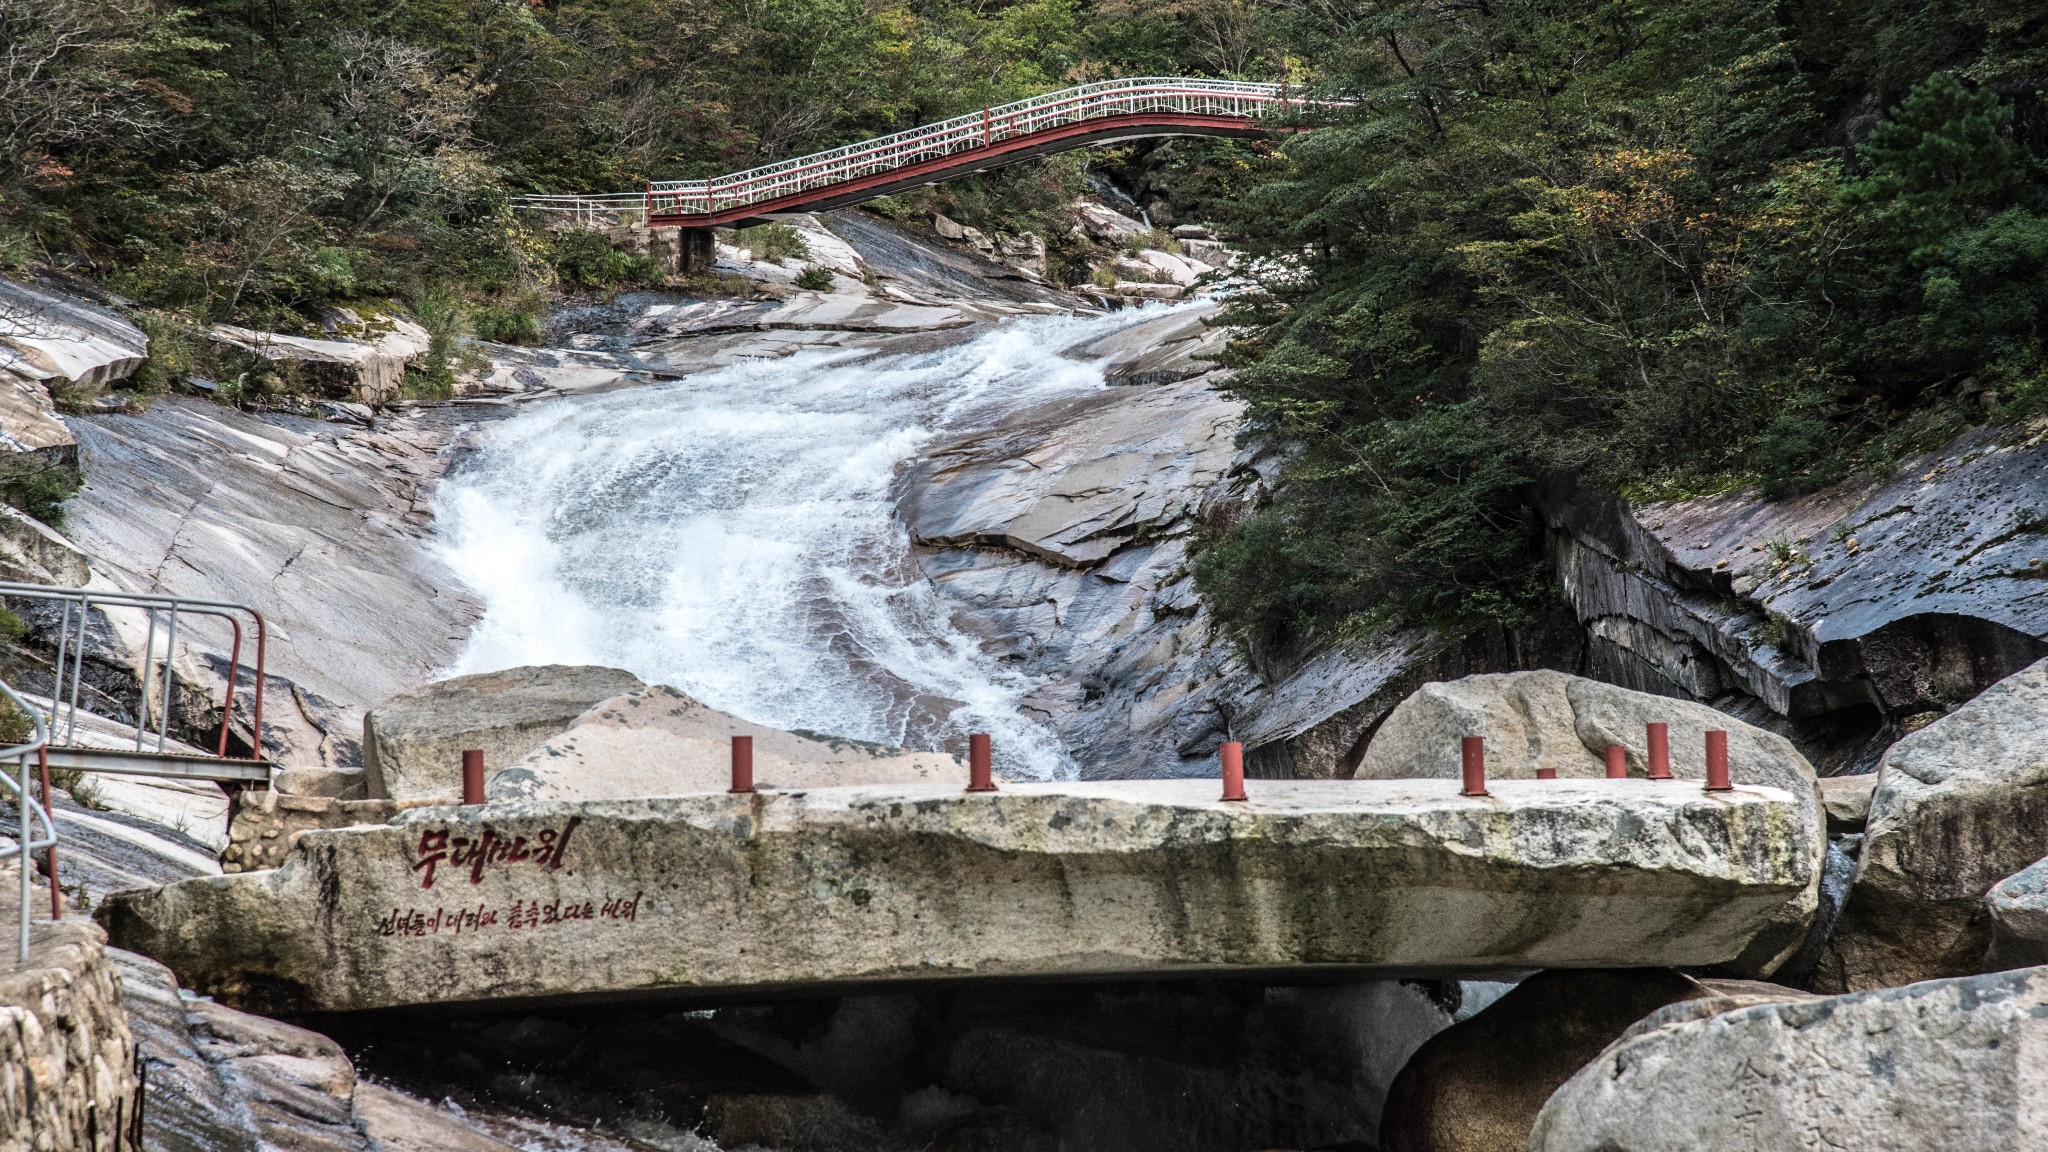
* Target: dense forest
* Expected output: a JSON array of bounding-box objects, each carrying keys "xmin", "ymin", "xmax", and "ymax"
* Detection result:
[{"xmin": 6, "ymin": 0, "xmax": 2047, "ymax": 659}]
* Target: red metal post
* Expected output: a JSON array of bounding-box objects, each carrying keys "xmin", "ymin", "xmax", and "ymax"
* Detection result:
[
  {"xmin": 250, "ymin": 609, "xmax": 269, "ymax": 761},
  {"xmin": 1535, "ymin": 766, "xmax": 1558, "ymax": 780},
  {"xmin": 1704, "ymin": 730, "xmax": 1733, "ymax": 791},
  {"xmin": 461, "ymin": 749, "xmax": 485, "ymax": 805},
  {"xmin": 1460, "ymin": 736, "xmax": 1488, "ymax": 797},
  {"xmin": 730, "ymin": 735, "xmax": 754, "ymax": 794},
  {"xmin": 38, "ymin": 745, "xmax": 57, "ymax": 920},
  {"xmin": 982, "ymin": 108, "xmax": 992, "ymax": 146},
  {"xmin": 967, "ymin": 733, "xmax": 996, "ymax": 792},
  {"xmin": 1646, "ymin": 722, "xmax": 1672, "ymax": 780},
  {"xmin": 1605, "ymin": 744, "xmax": 1627, "ymax": 779},
  {"xmin": 1220, "ymin": 740, "xmax": 1246, "ymax": 802},
  {"xmin": 218, "ymin": 618, "xmax": 242, "ymax": 757}
]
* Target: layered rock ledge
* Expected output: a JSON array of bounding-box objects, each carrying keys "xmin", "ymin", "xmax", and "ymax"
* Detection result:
[{"xmin": 102, "ymin": 778, "xmax": 1815, "ymax": 1014}]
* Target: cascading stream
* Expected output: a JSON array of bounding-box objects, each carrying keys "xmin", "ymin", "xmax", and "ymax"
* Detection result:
[{"xmin": 435, "ymin": 306, "xmax": 1188, "ymax": 779}]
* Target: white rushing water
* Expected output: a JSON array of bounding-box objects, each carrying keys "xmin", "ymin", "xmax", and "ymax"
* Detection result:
[{"xmin": 435, "ymin": 307, "xmax": 1182, "ymax": 779}]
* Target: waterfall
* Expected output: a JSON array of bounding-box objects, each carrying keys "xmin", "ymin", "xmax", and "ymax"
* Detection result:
[{"xmin": 434, "ymin": 307, "xmax": 1179, "ymax": 780}]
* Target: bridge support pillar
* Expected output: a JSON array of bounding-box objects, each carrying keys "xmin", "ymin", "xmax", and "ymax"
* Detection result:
[{"xmin": 679, "ymin": 227, "xmax": 715, "ymax": 275}]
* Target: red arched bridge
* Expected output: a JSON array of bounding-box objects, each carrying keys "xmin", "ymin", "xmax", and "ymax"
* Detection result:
[{"xmin": 512, "ymin": 78, "xmax": 1313, "ymax": 231}]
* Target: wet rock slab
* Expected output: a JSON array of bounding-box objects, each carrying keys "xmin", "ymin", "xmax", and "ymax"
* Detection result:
[{"xmin": 101, "ymin": 778, "xmax": 1815, "ymax": 1014}]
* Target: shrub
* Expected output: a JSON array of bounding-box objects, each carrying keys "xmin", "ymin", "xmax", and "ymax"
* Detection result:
[
  {"xmin": 793, "ymin": 264, "xmax": 834, "ymax": 291},
  {"xmin": 734, "ymin": 223, "xmax": 809, "ymax": 264}
]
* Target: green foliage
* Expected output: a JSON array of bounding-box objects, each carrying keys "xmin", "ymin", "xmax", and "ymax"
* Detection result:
[
  {"xmin": 794, "ymin": 265, "xmax": 836, "ymax": 291},
  {"xmin": 733, "ymin": 224, "xmax": 810, "ymax": 265},
  {"xmin": 0, "ymin": 465, "xmax": 81, "ymax": 526},
  {"xmin": 1197, "ymin": 0, "xmax": 2048, "ymax": 647},
  {"xmin": 548, "ymin": 230, "xmax": 660, "ymax": 290}
]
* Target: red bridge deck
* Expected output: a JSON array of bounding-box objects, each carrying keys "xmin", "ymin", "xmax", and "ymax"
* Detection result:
[{"xmin": 514, "ymin": 78, "xmax": 1318, "ymax": 229}]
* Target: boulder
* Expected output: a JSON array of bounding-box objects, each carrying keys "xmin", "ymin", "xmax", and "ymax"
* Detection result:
[
  {"xmin": 1170, "ymin": 224, "xmax": 1214, "ymax": 240},
  {"xmin": 1356, "ymin": 670, "xmax": 1823, "ymax": 976},
  {"xmin": 99, "ymin": 776, "xmax": 1814, "ymax": 1014},
  {"xmin": 1818, "ymin": 773, "xmax": 1875, "ymax": 833},
  {"xmin": 210, "ymin": 317, "xmax": 432, "ymax": 405},
  {"xmin": 1115, "ymin": 281, "xmax": 1184, "ymax": 301},
  {"xmin": 1380, "ymin": 970, "xmax": 1812, "ymax": 1152},
  {"xmin": 1820, "ymin": 657, "xmax": 2048, "ymax": 991},
  {"xmin": 1075, "ymin": 202, "xmax": 1150, "ymax": 244},
  {"xmin": 0, "ymin": 917, "xmax": 139, "ymax": 1151},
  {"xmin": 933, "ymin": 214, "xmax": 967, "ymax": 240},
  {"xmin": 1180, "ymin": 238, "xmax": 1237, "ymax": 269},
  {"xmin": 489, "ymin": 684, "xmax": 967, "ymax": 801},
  {"xmin": 362, "ymin": 665, "xmax": 645, "ymax": 801},
  {"xmin": 1529, "ymin": 965, "xmax": 2048, "ymax": 1152},
  {"xmin": 0, "ymin": 502, "xmax": 89, "ymax": 586},
  {"xmin": 1986, "ymin": 856, "xmax": 2048, "ymax": 970}
]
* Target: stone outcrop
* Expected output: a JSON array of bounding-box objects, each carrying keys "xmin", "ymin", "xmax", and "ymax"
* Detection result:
[
  {"xmin": 0, "ymin": 276, "xmax": 149, "ymax": 390},
  {"xmin": 210, "ymin": 317, "xmax": 432, "ymax": 405},
  {"xmin": 1075, "ymin": 202, "xmax": 1150, "ymax": 244},
  {"xmin": 1355, "ymin": 670, "xmax": 1824, "ymax": 975},
  {"xmin": 1538, "ymin": 427, "xmax": 2048, "ymax": 769},
  {"xmin": 99, "ymin": 777, "xmax": 1813, "ymax": 1014},
  {"xmin": 491, "ymin": 684, "xmax": 966, "ymax": 802},
  {"xmin": 1067, "ymin": 305, "xmax": 1229, "ymax": 386},
  {"xmin": 1529, "ymin": 965, "xmax": 2048, "ymax": 1151},
  {"xmin": 1820, "ymin": 657, "xmax": 2048, "ymax": 991},
  {"xmin": 0, "ymin": 918, "xmax": 139, "ymax": 1152},
  {"xmin": 1380, "ymin": 970, "xmax": 1812, "ymax": 1152},
  {"xmin": 221, "ymin": 790, "xmax": 426, "ymax": 874},
  {"xmin": 0, "ymin": 275, "xmax": 146, "ymax": 469},
  {"xmin": 362, "ymin": 665, "xmax": 645, "ymax": 801}
]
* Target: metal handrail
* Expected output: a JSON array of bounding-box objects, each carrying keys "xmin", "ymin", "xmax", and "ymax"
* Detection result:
[
  {"xmin": 0, "ymin": 583, "xmax": 269, "ymax": 767},
  {"xmin": 0, "ymin": 677, "xmax": 53, "ymax": 963},
  {"xmin": 512, "ymin": 77, "xmax": 1329, "ymax": 224}
]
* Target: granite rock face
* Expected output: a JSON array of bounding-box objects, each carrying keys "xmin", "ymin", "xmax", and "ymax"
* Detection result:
[
  {"xmin": 1380, "ymin": 970, "xmax": 1812, "ymax": 1152},
  {"xmin": 1822, "ymin": 657, "xmax": 2048, "ymax": 991},
  {"xmin": 0, "ymin": 275, "xmax": 145, "ymax": 470},
  {"xmin": 99, "ymin": 777, "xmax": 1814, "ymax": 1014},
  {"xmin": 63, "ymin": 398, "xmax": 484, "ymax": 767},
  {"xmin": 1529, "ymin": 965, "xmax": 2048, "ymax": 1152},
  {"xmin": 1539, "ymin": 428, "xmax": 2048, "ymax": 768},
  {"xmin": 0, "ymin": 919, "xmax": 139, "ymax": 1152},
  {"xmin": 1356, "ymin": 670, "xmax": 1824, "ymax": 975},
  {"xmin": 491, "ymin": 684, "xmax": 966, "ymax": 802},
  {"xmin": 895, "ymin": 350, "xmax": 1258, "ymax": 778},
  {"xmin": 362, "ymin": 664, "xmax": 646, "ymax": 801},
  {"xmin": 112, "ymin": 946, "xmax": 521, "ymax": 1152}
]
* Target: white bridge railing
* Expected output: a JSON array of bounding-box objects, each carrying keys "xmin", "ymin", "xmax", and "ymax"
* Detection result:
[{"xmin": 513, "ymin": 78, "xmax": 1317, "ymax": 225}]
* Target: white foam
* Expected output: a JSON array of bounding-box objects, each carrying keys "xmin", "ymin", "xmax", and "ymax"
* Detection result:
[{"xmin": 435, "ymin": 306, "xmax": 1194, "ymax": 779}]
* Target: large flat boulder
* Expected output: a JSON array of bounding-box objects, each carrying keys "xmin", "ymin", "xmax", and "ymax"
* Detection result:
[
  {"xmin": 1986, "ymin": 856, "xmax": 2048, "ymax": 970},
  {"xmin": 490, "ymin": 684, "xmax": 964, "ymax": 801},
  {"xmin": 211, "ymin": 318, "xmax": 431, "ymax": 405},
  {"xmin": 0, "ymin": 275, "xmax": 148, "ymax": 388},
  {"xmin": 363, "ymin": 665, "xmax": 645, "ymax": 801},
  {"xmin": 1381, "ymin": 970, "xmax": 1811, "ymax": 1152},
  {"xmin": 99, "ymin": 777, "xmax": 1814, "ymax": 1014},
  {"xmin": 1357, "ymin": 670, "xmax": 1824, "ymax": 975},
  {"xmin": 1820, "ymin": 657, "xmax": 2048, "ymax": 991},
  {"xmin": 1529, "ymin": 965, "xmax": 2048, "ymax": 1151}
]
